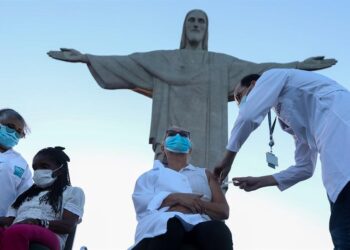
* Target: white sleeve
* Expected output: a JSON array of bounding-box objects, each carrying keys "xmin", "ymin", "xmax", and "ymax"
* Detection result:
[
  {"xmin": 16, "ymin": 165, "xmax": 33, "ymax": 197},
  {"xmin": 132, "ymin": 170, "xmax": 170, "ymax": 221},
  {"xmin": 6, "ymin": 206, "xmax": 17, "ymax": 217},
  {"xmin": 227, "ymin": 69, "xmax": 289, "ymax": 152},
  {"xmin": 0, "ymin": 164, "xmax": 16, "ymax": 217},
  {"xmin": 273, "ymin": 138, "xmax": 317, "ymax": 191},
  {"xmin": 0, "ymin": 159, "xmax": 31, "ymax": 216},
  {"xmin": 63, "ymin": 187, "xmax": 85, "ymax": 218}
]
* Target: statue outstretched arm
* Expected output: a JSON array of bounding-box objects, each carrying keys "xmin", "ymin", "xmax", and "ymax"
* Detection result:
[
  {"xmin": 47, "ymin": 49, "xmax": 154, "ymax": 93},
  {"xmin": 227, "ymin": 55, "xmax": 337, "ymax": 101},
  {"xmin": 297, "ymin": 56, "xmax": 337, "ymax": 71},
  {"xmin": 252, "ymin": 56, "xmax": 337, "ymax": 72},
  {"xmin": 47, "ymin": 48, "xmax": 89, "ymax": 63}
]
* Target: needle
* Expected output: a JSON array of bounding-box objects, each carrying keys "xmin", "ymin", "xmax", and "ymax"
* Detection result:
[
  {"xmin": 219, "ymin": 172, "xmax": 240, "ymax": 185},
  {"xmin": 222, "ymin": 180, "xmax": 240, "ymax": 185}
]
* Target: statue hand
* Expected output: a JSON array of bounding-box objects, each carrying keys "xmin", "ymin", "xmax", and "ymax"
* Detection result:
[
  {"xmin": 298, "ymin": 56, "xmax": 337, "ymax": 70},
  {"xmin": 47, "ymin": 48, "xmax": 88, "ymax": 63}
]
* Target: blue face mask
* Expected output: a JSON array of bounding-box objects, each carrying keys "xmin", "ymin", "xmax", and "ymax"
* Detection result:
[
  {"xmin": 165, "ymin": 134, "xmax": 192, "ymax": 154},
  {"xmin": 0, "ymin": 124, "xmax": 20, "ymax": 149},
  {"xmin": 239, "ymin": 95, "xmax": 248, "ymax": 107}
]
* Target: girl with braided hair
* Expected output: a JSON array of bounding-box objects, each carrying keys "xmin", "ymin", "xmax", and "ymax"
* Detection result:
[{"xmin": 0, "ymin": 146, "xmax": 85, "ymax": 250}]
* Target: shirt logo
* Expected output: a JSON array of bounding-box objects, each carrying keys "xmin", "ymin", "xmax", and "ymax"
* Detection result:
[{"xmin": 14, "ymin": 165, "xmax": 25, "ymax": 178}]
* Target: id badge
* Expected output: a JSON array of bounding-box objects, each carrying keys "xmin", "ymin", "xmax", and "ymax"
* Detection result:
[{"xmin": 266, "ymin": 152, "xmax": 278, "ymax": 169}]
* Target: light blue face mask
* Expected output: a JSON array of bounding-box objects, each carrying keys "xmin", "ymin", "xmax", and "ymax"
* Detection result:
[
  {"xmin": 239, "ymin": 95, "xmax": 248, "ymax": 108},
  {"xmin": 165, "ymin": 133, "xmax": 192, "ymax": 154},
  {"xmin": 0, "ymin": 124, "xmax": 20, "ymax": 149},
  {"xmin": 238, "ymin": 84, "xmax": 254, "ymax": 108}
]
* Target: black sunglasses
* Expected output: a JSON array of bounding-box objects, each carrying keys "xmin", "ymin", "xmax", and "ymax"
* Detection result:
[{"xmin": 166, "ymin": 129, "xmax": 190, "ymax": 138}]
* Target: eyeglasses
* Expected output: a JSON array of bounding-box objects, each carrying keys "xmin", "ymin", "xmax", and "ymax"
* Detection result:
[
  {"xmin": 0, "ymin": 123, "xmax": 22, "ymax": 139},
  {"xmin": 166, "ymin": 129, "xmax": 190, "ymax": 138}
]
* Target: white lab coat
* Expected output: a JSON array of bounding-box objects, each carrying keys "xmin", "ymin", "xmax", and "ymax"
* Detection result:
[
  {"xmin": 227, "ymin": 68, "xmax": 350, "ymax": 202},
  {"xmin": 131, "ymin": 160, "xmax": 211, "ymax": 249},
  {"xmin": 0, "ymin": 149, "xmax": 32, "ymax": 216}
]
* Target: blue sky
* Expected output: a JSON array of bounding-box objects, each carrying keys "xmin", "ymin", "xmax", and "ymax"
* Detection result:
[{"xmin": 1, "ymin": 0, "xmax": 350, "ymax": 249}]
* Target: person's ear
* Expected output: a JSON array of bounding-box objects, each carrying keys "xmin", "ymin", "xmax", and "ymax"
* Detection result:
[{"xmin": 251, "ymin": 80, "xmax": 257, "ymax": 86}]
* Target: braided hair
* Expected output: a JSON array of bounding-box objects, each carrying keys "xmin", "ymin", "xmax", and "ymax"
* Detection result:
[{"xmin": 12, "ymin": 146, "xmax": 71, "ymax": 214}]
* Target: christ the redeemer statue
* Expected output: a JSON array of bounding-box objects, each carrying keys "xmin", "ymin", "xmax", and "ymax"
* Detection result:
[{"xmin": 48, "ymin": 9, "xmax": 337, "ymax": 170}]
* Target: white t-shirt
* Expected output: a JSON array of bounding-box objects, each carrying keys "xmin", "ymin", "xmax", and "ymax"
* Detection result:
[
  {"xmin": 7, "ymin": 185, "xmax": 85, "ymax": 250},
  {"xmin": 0, "ymin": 149, "xmax": 32, "ymax": 216}
]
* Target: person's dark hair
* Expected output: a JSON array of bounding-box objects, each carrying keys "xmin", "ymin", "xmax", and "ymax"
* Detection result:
[
  {"xmin": 12, "ymin": 146, "xmax": 71, "ymax": 214},
  {"xmin": 0, "ymin": 108, "xmax": 30, "ymax": 137},
  {"xmin": 240, "ymin": 74, "xmax": 261, "ymax": 87},
  {"xmin": 233, "ymin": 74, "xmax": 261, "ymax": 103}
]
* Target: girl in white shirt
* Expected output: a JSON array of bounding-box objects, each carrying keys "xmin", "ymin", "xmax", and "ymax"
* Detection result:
[{"xmin": 0, "ymin": 146, "xmax": 85, "ymax": 250}]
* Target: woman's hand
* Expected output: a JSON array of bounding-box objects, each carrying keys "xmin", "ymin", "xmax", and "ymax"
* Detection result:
[
  {"xmin": 167, "ymin": 204, "xmax": 193, "ymax": 214},
  {"xmin": 162, "ymin": 193, "xmax": 204, "ymax": 214},
  {"xmin": 175, "ymin": 193, "xmax": 204, "ymax": 214},
  {"xmin": 0, "ymin": 217, "xmax": 15, "ymax": 227}
]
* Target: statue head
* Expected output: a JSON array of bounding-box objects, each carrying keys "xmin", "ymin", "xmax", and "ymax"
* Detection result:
[{"xmin": 180, "ymin": 9, "xmax": 209, "ymax": 51}]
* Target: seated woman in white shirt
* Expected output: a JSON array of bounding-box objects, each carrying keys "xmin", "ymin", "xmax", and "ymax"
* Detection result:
[
  {"xmin": 131, "ymin": 127, "xmax": 233, "ymax": 250},
  {"xmin": 0, "ymin": 146, "xmax": 85, "ymax": 250}
]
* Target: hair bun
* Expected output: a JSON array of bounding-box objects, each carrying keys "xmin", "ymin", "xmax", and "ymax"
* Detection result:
[{"xmin": 54, "ymin": 146, "xmax": 65, "ymax": 151}]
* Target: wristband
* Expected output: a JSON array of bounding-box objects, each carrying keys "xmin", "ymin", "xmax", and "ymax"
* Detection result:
[{"xmin": 40, "ymin": 219, "xmax": 50, "ymax": 228}]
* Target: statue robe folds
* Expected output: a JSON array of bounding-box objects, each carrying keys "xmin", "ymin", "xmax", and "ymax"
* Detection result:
[{"xmin": 86, "ymin": 49, "xmax": 297, "ymax": 170}]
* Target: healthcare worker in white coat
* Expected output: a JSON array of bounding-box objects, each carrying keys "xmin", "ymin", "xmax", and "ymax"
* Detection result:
[
  {"xmin": 0, "ymin": 108, "xmax": 32, "ymax": 216},
  {"xmin": 214, "ymin": 68, "xmax": 350, "ymax": 250}
]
